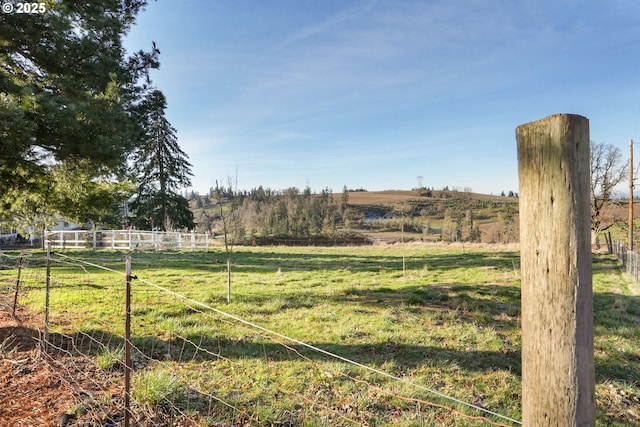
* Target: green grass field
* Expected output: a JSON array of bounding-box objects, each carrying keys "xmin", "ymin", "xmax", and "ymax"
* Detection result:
[{"xmin": 1, "ymin": 244, "xmax": 638, "ymax": 426}]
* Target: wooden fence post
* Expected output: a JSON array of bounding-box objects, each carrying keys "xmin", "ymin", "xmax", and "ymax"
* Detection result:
[{"xmin": 516, "ymin": 114, "xmax": 595, "ymax": 426}]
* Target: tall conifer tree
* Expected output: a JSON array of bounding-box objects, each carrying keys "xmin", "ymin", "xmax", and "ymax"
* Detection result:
[
  {"xmin": 130, "ymin": 90, "xmax": 194, "ymax": 230},
  {"xmin": 0, "ymin": 0, "xmax": 159, "ymax": 228}
]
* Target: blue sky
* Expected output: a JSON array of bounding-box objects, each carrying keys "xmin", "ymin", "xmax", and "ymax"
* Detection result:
[{"xmin": 124, "ymin": 0, "xmax": 640, "ymax": 196}]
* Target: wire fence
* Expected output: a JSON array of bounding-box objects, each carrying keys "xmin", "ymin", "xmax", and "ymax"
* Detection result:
[
  {"xmin": 1, "ymin": 250, "xmax": 521, "ymax": 426},
  {"xmin": 613, "ymin": 241, "xmax": 640, "ymax": 283}
]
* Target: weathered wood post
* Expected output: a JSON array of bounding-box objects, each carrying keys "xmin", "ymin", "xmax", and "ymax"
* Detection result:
[{"xmin": 516, "ymin": 114, "xmax": 595, "ymax": 426}]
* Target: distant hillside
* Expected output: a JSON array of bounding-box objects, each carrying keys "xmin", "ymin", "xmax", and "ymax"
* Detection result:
[
  {"xmin": 343, "ymin": 189, "xmax": 519, "ymax": 243},
  {"xmin": 345, "ymin": 189, "xmax": 516, "ymax": 205},
  {"xmin": 189, "ymin": 189, "xmax": 520, "ymax": 244}
]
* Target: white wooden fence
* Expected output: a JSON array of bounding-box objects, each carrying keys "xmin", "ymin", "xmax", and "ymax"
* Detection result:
[{"xmin": 45, "ymin": 229, "xmax": 216, "ymax": 251}]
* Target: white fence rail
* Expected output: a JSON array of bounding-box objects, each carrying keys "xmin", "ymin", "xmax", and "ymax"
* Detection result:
[{"xmin": 45, "ymin": 229, "xmax": 215, "ymax": 251}]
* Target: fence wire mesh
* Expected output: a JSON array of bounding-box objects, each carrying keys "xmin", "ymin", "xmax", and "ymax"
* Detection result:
[
  {"xmin": 0, "ymin": 250, "xmax": 521, "ymax": 426},
  {"xmin": 614, "ymin": 241, "xmax": 640, "ymax": 283}
]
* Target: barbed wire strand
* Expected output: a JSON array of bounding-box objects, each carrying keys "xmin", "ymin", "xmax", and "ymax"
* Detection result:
[
  {"xmin": 125, "ymin": 304, "xmax": 369, "ymax": 426},
  {"xmin": 161, "ymin": 296, "xmax": 505, "ymax": 425},
  {"xmin": 135, "ymin": 294, "xmax": 510, "ymax": 426},
  {"xmin": 0, "ymin": 250, "xmax": 34, "ymax": 260},
  {"xmin": 38, "ymin": 259, "xmax": 296, "ymax": 425},
  {"xmin": 1, "ymin": 269, "xmax": 256, "ymax": 426},
  {"xmin": 52, "ymin": 252, "xmax": 522, "ymax": 426},
  {"xmin": 268, "ymin": 336, "xmax": 515, "ymax": 427},
  {"xmin": 157, "ymin": 301, "xmax": 376, "ymax": 425}
]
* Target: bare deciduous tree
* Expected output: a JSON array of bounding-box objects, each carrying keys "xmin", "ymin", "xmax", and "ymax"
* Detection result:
[
  {"xmin": 214, "ymin": 171, "xmax": 242, "ymax": 303},
  {"xmin": 590, "ymin": 141, "xmax": 628, "ymax": 240}
]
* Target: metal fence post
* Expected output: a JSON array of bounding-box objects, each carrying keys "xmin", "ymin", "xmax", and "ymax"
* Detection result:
[
  {"xmin": 125, "ymin": 256, "xmax": 132, "ymax": 427},
  {"xmin": 44, "ymin": 245, "xmax": 51, "ymax": 351},
  {"xmin": 11, "ymin": 252, "xmax": 24, "ymax": 317}
]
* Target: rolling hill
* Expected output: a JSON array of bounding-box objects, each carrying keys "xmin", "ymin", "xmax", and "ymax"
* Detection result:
[{"xmin": 191, "ymin": 189, "xmax": 521, "ymax": 244}]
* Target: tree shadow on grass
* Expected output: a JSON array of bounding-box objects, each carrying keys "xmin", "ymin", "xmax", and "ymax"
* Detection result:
[
  {"xmin": 3, "ymin": 291, "xmax": 638, "ymax": 426},
  {"xmin": 6, "ymin": 251, "xmax": 638, "ymax": 410},
  {"xmin": 137, "ymin": 332, "xmax": 524, "ymax": 376},
  {"xmin": 227, "ymin": 249, "xmax": 520, "ymax": 275},
  {"xmin": 0, "ymin": 321, "xmax": 520, "ymax": 377},
  {"xmin": 49, "ymin": 248, "xmax": 521, "ymax": 275},
  {"xmin": 335, "ymin": 282, "xmax": 521, "ymax": 329},
  {"xmin": 123, "ymin": 275, "xmax": 639, "ymax": 385},
  {"xmin": 151, "ymin": 292, "xmax": 637, "ymax": 387}
]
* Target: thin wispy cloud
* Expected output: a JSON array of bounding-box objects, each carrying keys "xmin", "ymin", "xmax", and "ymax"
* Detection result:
[
  {"xmin": 273, "ymin": 0, "xmax": 379, "ymax": 52},
  {"xmin": 126, "ymin": 0, "xmax": 640, "ymax": 194}
]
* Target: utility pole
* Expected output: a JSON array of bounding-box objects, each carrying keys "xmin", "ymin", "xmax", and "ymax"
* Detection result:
[{"xmin": 630, "ymin": 139, "xmax": 634, "ymax": 250}]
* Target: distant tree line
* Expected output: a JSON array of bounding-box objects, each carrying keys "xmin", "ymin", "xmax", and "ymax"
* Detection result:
[
  {"xmin": 201, "ymin": 186, "xmax": 351, "ymax": 239},
  {"xmin": 187, "ymin": 185, "xmax": 520, "ymax": 244}
]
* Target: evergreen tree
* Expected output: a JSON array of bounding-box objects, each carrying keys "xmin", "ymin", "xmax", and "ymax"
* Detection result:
[
  {"xmin": 469, "ymin": 225, "xmax": 482, "ymax": 243},
  {"xmin": 0, "ymin": 1, "xmax": 159, "ymax": 225},
  {"xmin": 130, "ymin": 90, "xmax": 194, "ymax": 230}
]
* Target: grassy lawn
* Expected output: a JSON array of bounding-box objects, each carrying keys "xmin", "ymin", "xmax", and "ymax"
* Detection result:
[{"xmin": 1, "ymin": 244, "xmax": 638, "ymax": 425}]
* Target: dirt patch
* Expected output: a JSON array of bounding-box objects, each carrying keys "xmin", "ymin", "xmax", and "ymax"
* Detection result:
[
  {"xmin": 0, "ymin": 298, "xmax": 205, "ymax": 426},
  {"xmin": 0, "ymin": 301, "xmax": 126, "ymax": 427},
  {"xmin": 0, "ymin": 306, "xmax": 74, "ymax": 426}
]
